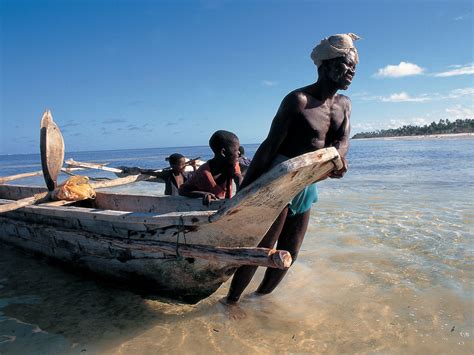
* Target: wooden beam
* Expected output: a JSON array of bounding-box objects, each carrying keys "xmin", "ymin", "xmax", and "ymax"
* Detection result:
[
  {"xmin": 0, "ymin": 192, "xmax": 49, "ymax": 213},
  {"xmin": 65, "ymin": 159, "xmax": 123, "ymax": 173},
  {"xmin": 0, "ymin": 168, "xmax": 86, "ymax": 184},
  {"xmin": 102, "ymin": 239, "xmax": 293, "ymax": 269},
  {"xmin": 89, "ymin": 174, "xmax": 156, "ymax": 189}
]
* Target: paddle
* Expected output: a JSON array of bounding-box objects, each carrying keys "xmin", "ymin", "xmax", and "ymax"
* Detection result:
[
  {"xmin": 0, "ymin": 110, "xmax": 64, "ymax": 213},
  {"xmin": 40, "ymin": 110, "xmax": 65, "ymax": 190}
]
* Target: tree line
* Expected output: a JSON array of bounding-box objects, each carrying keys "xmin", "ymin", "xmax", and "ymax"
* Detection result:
[{"xmin": 352, "ymin": 119, "xmax": 473, "ymax": 139}]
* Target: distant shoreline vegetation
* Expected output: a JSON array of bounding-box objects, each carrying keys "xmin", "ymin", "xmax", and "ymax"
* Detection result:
[{"xmin": 352, "ymin": 119, "xmax": 474, "ymax": 139}]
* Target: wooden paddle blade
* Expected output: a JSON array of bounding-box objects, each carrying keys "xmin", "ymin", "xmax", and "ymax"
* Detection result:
[{"xmin": 40, "ymin": 110, "xmax": 65, "ymax": 191}]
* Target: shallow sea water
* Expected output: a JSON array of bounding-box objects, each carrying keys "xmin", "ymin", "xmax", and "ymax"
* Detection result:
[{"xmin": 0, "ymin": 137, "xmax": 472, "ymax": 354}]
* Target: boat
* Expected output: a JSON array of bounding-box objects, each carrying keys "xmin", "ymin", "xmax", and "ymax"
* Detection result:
[{"xmin": 0, "ymin": 148, "xmax": 341, "ymax": 303}]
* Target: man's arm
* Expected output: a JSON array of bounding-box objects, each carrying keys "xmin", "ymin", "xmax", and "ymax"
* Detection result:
[
  {"xmin": 240, "ymin": 92, "xmax": 302, "ymax": 189},
  {"xmin": 329, "ymin": 97, "xmax": 351, "ymax": 178}
]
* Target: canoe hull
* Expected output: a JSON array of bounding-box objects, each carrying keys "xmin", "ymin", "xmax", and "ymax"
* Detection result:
[{"xmin": 0, "ymin": 214, "xmax": 234, "ymax": 303}]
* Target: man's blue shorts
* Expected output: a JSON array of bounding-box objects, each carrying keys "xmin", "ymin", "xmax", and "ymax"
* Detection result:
[
  {"xmin": 288, "ymin": 183, "xmax": 318, "ymax": 216},
  {"xmin": 272, "ymin": 155, "xmax": 318, "ymax": 216}
]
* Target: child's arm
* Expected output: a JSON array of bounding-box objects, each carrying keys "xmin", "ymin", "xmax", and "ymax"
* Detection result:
[
  {"xmin": 234, "ymin": 173, "xmax": 243, "ymax": 191},
  {"xmin": 178, "ymin": 188, "xmax": 218, "ymax": 205}
]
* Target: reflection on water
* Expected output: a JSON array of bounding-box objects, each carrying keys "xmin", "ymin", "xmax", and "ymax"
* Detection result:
[{"xmin": 0, "ymin": 138, "xmax": 473, "ymax": 353}]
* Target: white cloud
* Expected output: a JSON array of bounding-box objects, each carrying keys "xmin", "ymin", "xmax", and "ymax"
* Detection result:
[
  {"xmin": 445, "ymin": 105, "xmax": 474, "ymax": 119},
  {"xmin": 261, "ymin": 80, "xmax": 278, "ymax": 87},
  {"xmin": 353, "ymin": 87, "xmax": 474, "ymax": 103},
  {"xmin": 386, "ymin": 117, "xmax": 430, "ymax": 128},
  {"xmin": 444, "ymin": 87, "xmax": 474, "ymax": 99},
  {"xmin": 381, "ymin": 92, "xmax": 431, "ymax": 102},
  {"xmin": 374, "ymin": 62, "xmax": 425, "ymax": 78},
  {"xmin": 433, "ymin": 63, "xmax": 474, "ymax": 77},
  {"xmin": 352, "ymin": 117, "xmax": 430, "ymax": 132}
]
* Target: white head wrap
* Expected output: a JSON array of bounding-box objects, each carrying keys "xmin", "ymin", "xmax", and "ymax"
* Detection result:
[{"xmin": 310, "ymin": 33, "xmax": 361, "ymax": 68}]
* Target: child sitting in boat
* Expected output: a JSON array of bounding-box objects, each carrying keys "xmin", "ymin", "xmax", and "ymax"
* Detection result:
[
  {"xmin": 179, "ymin": 130, "xmax": 243, "ymax": 205},
  {"xmin": 121, "ymin": 153, "xmax": 196, "ymax": 196}
]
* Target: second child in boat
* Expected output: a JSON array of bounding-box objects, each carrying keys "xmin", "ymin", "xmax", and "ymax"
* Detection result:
[
  {"xmin": 238, "ymin": 146, "xmax": 252, "ymax": 176},
  {"xmin": 179, "ymin": 130, "xmax": 243, "ymax": 205},
  {"xmin": 120, "ymin": 153, "xmax": 196, "ymax": 196}
]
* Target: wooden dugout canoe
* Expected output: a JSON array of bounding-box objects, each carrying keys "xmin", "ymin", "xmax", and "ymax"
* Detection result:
[{"xmin": 0, "ymin": 148, "xmax": 342, "ymax": 303}]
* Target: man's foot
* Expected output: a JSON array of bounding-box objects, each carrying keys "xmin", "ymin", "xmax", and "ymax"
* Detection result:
[{"xmin": 218, "ymin": 297, "xmax": 247, "ymax": 320}]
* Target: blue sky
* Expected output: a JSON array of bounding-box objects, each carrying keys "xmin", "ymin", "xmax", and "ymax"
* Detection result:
[{"xmin": 1, "ymin": 0, "xmax": 472, "ymax": 154}]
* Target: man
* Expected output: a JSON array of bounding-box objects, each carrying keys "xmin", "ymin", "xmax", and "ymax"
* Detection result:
[{"xmin": 223, "ymin": 33, "xmax": 360, "ymax": 307}]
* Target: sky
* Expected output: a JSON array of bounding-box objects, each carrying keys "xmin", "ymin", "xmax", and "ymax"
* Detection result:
[{"xmin": 0, "ymin": 0, "xmax": 473, "ymax": 154}]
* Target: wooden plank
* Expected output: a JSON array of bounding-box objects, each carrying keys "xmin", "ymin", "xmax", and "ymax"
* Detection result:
[
  {"xmin": 92, "ymin": 193, "xmax": 225, "ymax": 213},
  {"xmin": 0, "ymin": 197, "xmax": 213, "ymax": 227},
  {"xmin": 0, "ymin": 184, "xmax": 226, "ymax": 213}
]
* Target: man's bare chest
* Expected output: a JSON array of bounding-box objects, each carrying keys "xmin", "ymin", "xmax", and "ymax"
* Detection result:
[{"xmin": 301, "ymin": 102, "xmax": 345, "ymax": 133}]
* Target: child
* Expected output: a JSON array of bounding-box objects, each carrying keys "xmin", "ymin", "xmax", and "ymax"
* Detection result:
[
  {"xmin": 179, "ymin": 130, "xmax": 243, "ymax": 205},
  {"xmin": 121, "ymin": 153, "xmax": 196, "ymax": 196}
]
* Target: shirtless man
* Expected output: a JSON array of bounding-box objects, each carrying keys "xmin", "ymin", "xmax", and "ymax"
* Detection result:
[{"xmin": 223, "ymin": 33, "xmax": 360, "ymax": 307}]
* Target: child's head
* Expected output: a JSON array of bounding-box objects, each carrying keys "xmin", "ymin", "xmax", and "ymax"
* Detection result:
[
  {"xmin": 238, "ymin": 146, "xmax": 245, "ymax": 157},
  {"xmin": 167, "ymin": 153, "xmax": 186, "ymax": 173},
  {"xmin": 209, "ymin": 130, "xmax": 240, "ymax": 167}
]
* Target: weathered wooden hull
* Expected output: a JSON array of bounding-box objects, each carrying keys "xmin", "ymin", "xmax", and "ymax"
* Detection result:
[
  {"xmin": 0, "ymin": 148, "xmax": 342, "ymax": 303},
  {"xmin": 0, "ymin": 216, "xmax": 232, "ymax": 302}
]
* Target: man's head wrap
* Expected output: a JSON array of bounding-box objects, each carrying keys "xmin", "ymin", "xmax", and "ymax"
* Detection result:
[{"xmin": 310, "ymin": 33, "xmax": 361, "ymax": 68}]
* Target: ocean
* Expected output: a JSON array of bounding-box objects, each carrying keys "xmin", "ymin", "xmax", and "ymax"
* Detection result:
[{"xmin": 0, "ymin": 137, "xmax": 472, "ymax": 354}]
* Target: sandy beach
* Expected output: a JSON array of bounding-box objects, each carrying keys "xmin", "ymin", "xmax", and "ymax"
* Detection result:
[{"xmin": 352, "ymin": 132, "xmax": 473, "ymax": 141}]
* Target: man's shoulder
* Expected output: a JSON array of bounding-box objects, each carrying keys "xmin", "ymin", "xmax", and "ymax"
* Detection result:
[
  {"xmin": 335, "ymin": 93, "xmax": 352, "ymax": 106},
  {"xmin": 282, "ymin": 89, "xmax": 309, "ymax": 110}
]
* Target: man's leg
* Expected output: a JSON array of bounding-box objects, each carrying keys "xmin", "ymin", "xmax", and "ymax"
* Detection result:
[
  {"xmin": 256, "ymin": 209, "xmax": 311, "ymax": 295},
  {"xmin": 225, "ymin": 207, "xmax": 289, "ymax": 303}
]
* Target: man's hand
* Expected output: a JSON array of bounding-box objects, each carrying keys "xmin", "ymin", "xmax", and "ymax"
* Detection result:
[
  {"xmin": 329, "ymin": 157, "xmax": 348, "ymax": 179},
  {"xmin": 202, "ymin": 193, "xmax": 218, "ymax": 206}
]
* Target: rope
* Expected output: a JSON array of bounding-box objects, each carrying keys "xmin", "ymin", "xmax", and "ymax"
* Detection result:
[{"xmin": 175, "ymin": 215, "xmax": 187, "ymax": 258}]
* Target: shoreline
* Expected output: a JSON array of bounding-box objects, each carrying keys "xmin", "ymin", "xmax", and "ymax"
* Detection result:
[{"xmin": 352, "ymin": 132, "xmax": 473, "ymax": 141}]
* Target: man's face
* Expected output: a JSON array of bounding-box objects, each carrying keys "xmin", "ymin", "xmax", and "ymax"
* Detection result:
[{"xmin": 326, "ymin": 50, "xmax": 357, "ymax": 90}]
